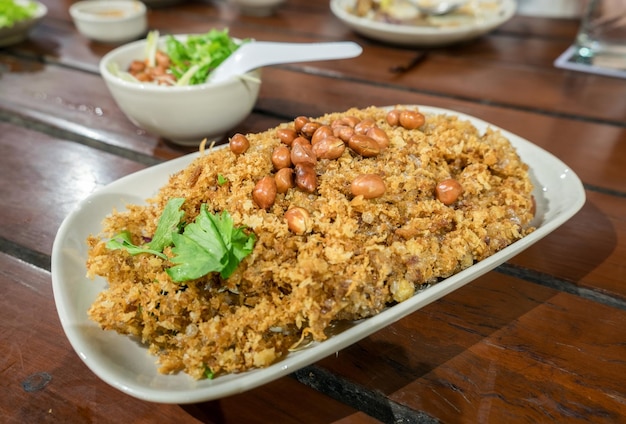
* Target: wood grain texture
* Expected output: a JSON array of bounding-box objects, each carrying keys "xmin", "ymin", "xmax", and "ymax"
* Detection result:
[{"xmin": 315, "ymin": 273, "xmax": 626, "ymax": 422}]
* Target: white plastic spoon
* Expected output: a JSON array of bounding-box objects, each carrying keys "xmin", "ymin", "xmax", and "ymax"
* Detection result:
[{"xmin": 207, "ymin": 41, "xmax": 363, "ymax": 84}]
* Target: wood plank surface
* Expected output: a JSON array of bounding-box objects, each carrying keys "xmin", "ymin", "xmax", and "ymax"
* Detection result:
[{"xmin": 315, "ymin": 272, "xmax": 626, "ymax": 422}]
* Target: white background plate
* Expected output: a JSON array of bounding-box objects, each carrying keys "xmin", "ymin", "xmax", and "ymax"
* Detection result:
[
  {"xmin": 51, "ymin": 105, "xmax": 585, "ymax": 404},
  {"xmin": 0, "ymin": 0, "xmax": 47, "ymax": 47},
  {"xmin": 330, "ymin": 0, "xmax": 516, "ymax": 47}
]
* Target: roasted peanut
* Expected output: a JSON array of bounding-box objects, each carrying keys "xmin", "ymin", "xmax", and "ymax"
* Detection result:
[
  {"xmin": 333, "ymin": 125, "xmax": 355, "ymax": 143},
  {"xmin": 229, "ymin": 133, "xmax": 250, "ymax": 155},
  {"xmin": 284, "ymin": 207, "xmax": 312, "ymax": 235},
  {"xmin": 294, "ymin": 116, "xmax": 309, "ymax": 133},
  {"xmin": 155, "ymin": 50, "xmax": 171, "ymax": 68},
  {"xmin": 331, "ymin": 116, "xmax": 359, "ymax": 128},
  {"xmin": 151, "ymin": 64, "xmax": 167, "ymax": 77},
  {"xmin": 399, "ymin": 110, "xmax": 425, "ymax": 130},
  {"xmin": 129, "ymin": 60, "xmax": 146, "ymax": 74},
  {"xmin": 300, "ymin": 121, "xmax": 321, "ymax": 138},
  {"xmin": 311, "ymin": 125, "xmax": 333, "ymax": 145},
  {"xmin": 386, "ymin": 109, "xmax": 401, "ymax": 126},
  {"xmin": 348, "ymin": 134, "xmax": 380, "ymax": 157},
  {"xmin": 291, "ymin": 136, "xmax": 311, "ymax": 148},
  {"xmin": 252, "ymin": 176, "xmax": 277, "ymax": 209},
  {"xmin": 271, "ymin": 145, "xmax": 292, "ymax": 170},
  {"xmin": 276, "ymin": 128, "xmax": 297, "ymax": 146},
  {"xmin": 134, "ymin": 72, "xmax": 151, "ymax": 82},
  {"xmin": 275, "ymin": 167, "xmax": 294, "ymax": 193},
  {"xmin": 291, "ymin": 142, "xmax": 317, "ymax": 166},
  {"xmin": 312, "ymin": 135, "xmax": 346, "ymax": 160},
  {"xmin": 294, "ymin": 163, "xmax": 317, "ymax": 193},
  {"xmin": 351, "ymin": 174, "xmax": 386, "ymax": 199},
  {"xmin": 354, "ymin": 118, "xmax": 376, "ymax": 135},
  {"xmin": 435, "ymin": 178, "xmax": 463, "ymax": 205},
  {"xmin": 366, "ymin": 126, "xmax": 390, "ymax": 150}
]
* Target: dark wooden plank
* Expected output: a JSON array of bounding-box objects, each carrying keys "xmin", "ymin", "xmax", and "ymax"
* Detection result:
[
  {"xmin": 500, "ymin": 14, "xmax": 582, "ymax": 39},
  {"xmin": 315, "ymin": 272, "xmax": 626, "ymax": 423},
  {"xmin": 6, "ymin": 52, "xmax": 623, "ymax": 181},
  {"xmin": 0, "ymin": 124, "xmax": 145, "ymax": 257},
  {"xmin": 10, "ymin": 3, "xmax": 625, "ymax": 124},
  {"xmin": 36, "ymin": 0, "xmax": 582, "ymax": 43},
  {"xmin": 0, "ymin": 252, "xmax": 371, "ymax": 424},
  {"xmin": 0, "ymin": 53, "xmax": 285, "ymax": 157},
  {"xmin": 511, "ymin": 191, "xmax": 626, "ymax": 302},
  {"xmin": 389, "ymin": 292, "xmax": 626, "ymax": 422}
]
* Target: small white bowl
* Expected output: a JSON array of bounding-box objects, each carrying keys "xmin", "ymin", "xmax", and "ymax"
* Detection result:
[
  {"xmin": 70, "ymin": 0, "xmax": 147, "ymax": 44},
  {"xmin": 0, "ymin": 0, "xmax": 47, "ymax": 47},
  {"xmin": 228, "ymin": 0, "xmax": 285, "ymax": 16},
  {"xmin": 99, "ymin": 34, "xmax": 262, "ymax": 145}
]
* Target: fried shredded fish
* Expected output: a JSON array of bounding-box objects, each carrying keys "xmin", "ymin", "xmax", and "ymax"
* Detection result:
[{"xmin": 86, "ymin": 106, "xmax": 535, "ymax": 379}]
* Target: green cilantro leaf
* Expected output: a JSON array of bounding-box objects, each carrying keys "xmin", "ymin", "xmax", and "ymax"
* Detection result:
[
  {"xmin": 203, "ymin": 365, "xmax": 215, "ymax": 379},
  {"xmin": 164, "ymin": 29, "xmax": 247, "ymax": 86},
  {"xmin": 105, "ymin": 199, "xmax": 255, "ymax": 283},
  {"xmin": 217, "ymin": 174, "xmax": 228, "ymax": 186},
  {"xmin": 106, "ymin": 230, "xmax": 168, "ymax": 259},
  {"xmin": 166, "ymin": 205, "xmax": 256, "ymax": 282},
  {"xmin": 147, "ymin": 197, "xmax": 185, "ymax": 252}
]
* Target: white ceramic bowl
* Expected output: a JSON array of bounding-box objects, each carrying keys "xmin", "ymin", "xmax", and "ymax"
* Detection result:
[
  {"xmin": 70, "ymin": 0, "xmax": 147, "ymax": 44},
  {"xmin": 99, "ymin": 34, "xmax": 262, "ymax": 145},
  {"xmin": 228, "ymin": 0, "xmax": 285, "ymax": 16},
  {"xmin": 0, "ymin": 0, "xmax": 47, "ymax": 47},
  {"xmin": 330, "ymin": 0, "xmax": 516, "ymax": 47}
]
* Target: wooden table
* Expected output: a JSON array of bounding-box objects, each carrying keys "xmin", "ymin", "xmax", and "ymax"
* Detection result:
[{"xmin": 2, "ymin": 1, "xmax": 625, "ymax": 422}]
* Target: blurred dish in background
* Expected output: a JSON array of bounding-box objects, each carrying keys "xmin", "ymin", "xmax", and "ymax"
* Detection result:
[
  {"xmin": 330, "ymin": 0, "xmax": 515, "ymax": 47},
  {"xmin": 69, "ymin": 0, "xmax": 147, "ymax": 44},
  {"xmin": 0, "ymin": 0, "xmax": 47, "ymax": 47}
]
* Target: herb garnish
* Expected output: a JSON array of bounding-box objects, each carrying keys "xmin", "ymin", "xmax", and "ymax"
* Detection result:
[
  {"xmin": 203, "ymin": 365, "xmax": 215, "ymax": 379},
  {"xmin": 165, "ymin": 29, "xmax": 246, "ymax": 86},
  {"xmin": 0, "ymin": 0, "xmax": 37, "ymax": 29},
  {"xmin": 147, "ymin": 197, "xmax": 185, "ymax": 252},
  {"xmin": 106, "ymin": 198, "xmax": 256, "ymax": 282}
]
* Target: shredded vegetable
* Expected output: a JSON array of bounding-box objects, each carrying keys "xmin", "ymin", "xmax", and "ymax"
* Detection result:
[
  {"xmin": 111, "ymin": 29, "xmax": 247, "ymax": 86},
  {"xmin": 165, "ymin": 29, "xmax": 245, "ymax": 86},
  {"xmin": 0, "ymin": 0, "xmax": 38, "ymax": 28},
  {"xmin": 145, "ymin": 29, "xmax": 160, "ymax": 68}
]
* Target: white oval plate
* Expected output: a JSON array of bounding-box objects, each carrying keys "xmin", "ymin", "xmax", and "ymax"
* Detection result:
[
  {"xmin": 51, "ymin": 106, "xmax": 585, "ymax": 404},
  {"xmin": 330, "ymin": 0, "xmax": 516, "ymax": 47},
  {"xmin": 0, "ymin": 0, "xmax": 47, "ymax": 47}
]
